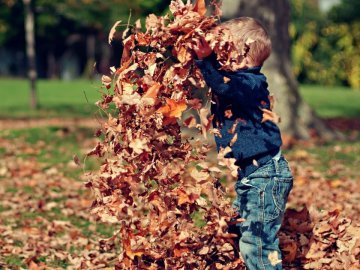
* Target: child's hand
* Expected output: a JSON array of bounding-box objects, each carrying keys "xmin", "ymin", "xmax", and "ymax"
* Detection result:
[{"xmin": 193, "ymin": 36, "xmax": 213, "ymax": 60}]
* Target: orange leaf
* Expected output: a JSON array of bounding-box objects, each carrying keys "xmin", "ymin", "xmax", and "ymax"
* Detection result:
[
  {"xmin": 136, "ymin": 32, "xmax": 150, "ymax": 46},
  {"xmin": 29, "ymin": 261, "xmax": 41, "ymax": 270},
  {"xmin": 177, "ymin": 188, "xmax": 192, "ymax": 205},
  {"xmin": 261, "ymin": 108, "xmax": 281, "ymax": 124},
  {"xmin": 224, "ymin": 109, "xmax": 233, "ymax": 118},
  {"xmin": 177, "ymin": 46, "xmax": 191, "ymax": 63},
  {"xmin": 143, "ymin": 82, "xmax": 161, "ymax": 101},
  {"xmin": 223, "ymin": 76, "xmax": 231, "ymax": 83},
  {"xmin": 123, "ymin": 231, "xmax": 145, "ymax": 259},
  {"xmin": 175, "ymin": 187, "xmax": 199, "ymax": 205},
  {"xmin": 157, "ymin": 98, "xmax": 187, "ymax": 119},
  {"xmin": 174, "ymin": 245, "xmax": 190, "ymax": 257},
  {"xmin": 269, "ymin": 94, "xmax": 275, "ymax": 110},
  {"xmin": 193, "ymin": 0, "xmax": 207, "ymax": 16}
]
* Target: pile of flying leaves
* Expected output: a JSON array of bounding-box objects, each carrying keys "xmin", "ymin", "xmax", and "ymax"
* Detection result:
[{"xmin": 85, "ymin": 0, "xmax": 245, "ymax": 269}]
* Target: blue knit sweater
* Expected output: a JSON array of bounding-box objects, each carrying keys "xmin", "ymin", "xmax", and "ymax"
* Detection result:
[{"xmin": 195, "ymin": 56, "xmax": 282, "ymax": 178}]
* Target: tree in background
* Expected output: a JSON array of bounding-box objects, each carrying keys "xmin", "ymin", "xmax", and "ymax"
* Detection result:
[
  {"xmin": 0, "ymin": 0, "xmax": 171, "ymax": 79},
  {"xmin": 33, "ymin": 0, "xmax": 169, "ymax": 78},
  {"xmin": 328, "ymin": 0, "xmax": 360, "ymax": 23},
  {"xmin": 290, "ymin": 0, "xmax": 360, "ymax": 89},
  {"xmin": 1, "ymin": 0, "xmax": 357, "ymax": 88},
  {"xmin": 23, "ymin": 0, "xmax": 37, "ymax": 109}
]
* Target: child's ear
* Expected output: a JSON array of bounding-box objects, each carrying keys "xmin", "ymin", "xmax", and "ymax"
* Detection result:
[
  {"xmin": 243, "ymin": 55, "xmax": 256, "ymax": 68},
  {"xmin": 238, "ymin": 55, "xmax": 249, "ymax": 69}
]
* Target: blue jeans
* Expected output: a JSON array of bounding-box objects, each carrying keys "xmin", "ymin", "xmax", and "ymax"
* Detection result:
[{"xmin": 232, "ymin": 151, "xmax": 293, "ymax": 270}]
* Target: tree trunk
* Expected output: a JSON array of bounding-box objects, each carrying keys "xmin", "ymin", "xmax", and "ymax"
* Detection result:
[
  {"xmin": 47, "ymin": 51, "xmax": 58, "ymax": 79},
  {"xmin": 84, "ymin": 34, "xmax": 96, "ymax": 79},
  {"xmin": 99, "ymin": 42, "xmax": 111, "ymax": 75},
  {"xmin": 23, "ymin": 0, "xmax": 37, "ymax": 109},
  {"xmin": 221, "ymin": 0, "xmax": 339, "ymax": 140}
]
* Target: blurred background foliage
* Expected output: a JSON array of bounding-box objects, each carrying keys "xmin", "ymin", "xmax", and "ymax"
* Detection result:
[
  {"xmin": 0, "ymin": 0, "xmax": 171, "ymax": 79},
  {"xmin": 290, "ymin": 0, "xmax": 360, "ymax": 89},
  {"xmin": 0, "ymin": 0, "xmax": 359, "ymax": 88}
]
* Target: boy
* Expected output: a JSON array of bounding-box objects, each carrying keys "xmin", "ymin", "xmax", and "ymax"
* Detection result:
[{"xmin": 193, "ymin": 17, "xmax": 293, "ymax": 270}]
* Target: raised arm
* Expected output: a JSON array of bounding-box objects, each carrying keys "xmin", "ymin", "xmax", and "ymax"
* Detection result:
[
  {"xmin": 195, "ymin": 56, "xmax": 231, "ymax": 95},
  {"xmin": 195, "ymin": 57, "xmax": 264, "ymax": 108}
]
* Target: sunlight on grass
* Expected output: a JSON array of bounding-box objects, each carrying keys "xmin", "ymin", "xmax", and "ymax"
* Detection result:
[
  {"xmin": 0, "ymin": 79, "xmax": 102, "ymax": 118},
  {"xmin": 299, "ymin": 85, "xmax": 360, "ymax": 118}
]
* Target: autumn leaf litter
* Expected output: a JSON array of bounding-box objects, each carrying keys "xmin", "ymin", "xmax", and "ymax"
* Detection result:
[{"xmin": 0, "ymin": 0, "xmax": 359, "ymax": 269}]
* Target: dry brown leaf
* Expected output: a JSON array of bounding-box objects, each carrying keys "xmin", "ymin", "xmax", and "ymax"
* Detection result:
[
  {"xmin": 190, "ymin": 168, "xmax": 210, "ymax": 182},
  {"xmin": 282, "ymin": 241, "xmax": 297, "ymax": 263},
  {"xmin": 142, "ymin": 82, "xmax": 161, "ymax": 102},
  {"xmin": 101, "ymin": 75, "xmax": 112, "ymax": 88},
  {"xmin": 223, "ymin": 76, "xmax": 231, "ymax": 83},
  {"xmin": 108, "ymin": 20, "xmax": 122, "ymax": 44},
  {"xmin": 73, "ymin": 154, "xmax": 81, "ymax": 166},
  {"xmin": 183, "ymin": 116, "xmax": 197, "ymax": 128},
  {"xmin": 224, "ymin": 109, "xmax": 233, "ymax": 118},
  {"xmin": 230, "ymin": 133, "xmax": 237, "ymax": 147},
  {"xmin": 261, "ymin": 108, "xmax": 281, "ymax": 124},
  {"xmin": 268, "ymin": 250, "xmax": 282, "ymax": 266}
]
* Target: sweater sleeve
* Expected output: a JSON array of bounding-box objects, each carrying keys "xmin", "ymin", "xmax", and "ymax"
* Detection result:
[
  {"xmin": 195, "ymin": 57, "xmax": 230, "ymax": 95},
  {"xmin": 195, "ymin": 58, "xmax": 258, "ymax": 105}
]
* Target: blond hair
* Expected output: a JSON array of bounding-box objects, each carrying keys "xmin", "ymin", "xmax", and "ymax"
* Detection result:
[{"xmin": 220, "ymin": 17, "xmax": 272, "ymax": 67}]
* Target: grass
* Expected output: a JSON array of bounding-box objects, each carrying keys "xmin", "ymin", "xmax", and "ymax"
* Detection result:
[
  {"xmin": 0, "ymin": 126, "xmax": 99, "ymax": 179},
  {"xmin": 284, "ymin": 134, "xmax": 360, "ymax": 180},
  {"xmin": 4, "ymin": 254, "xmax": 25, "ymax": 268},
  {"xmin": 0, "ymin": 78, "xmax": 102, "ymax": 119},
  {"xmin": 299, "ymin": 84, "xmax": 360, "ymax": 118},
  {"xmin": 0, "ymin": 78, "xmax": 359, "ymax": 119}
]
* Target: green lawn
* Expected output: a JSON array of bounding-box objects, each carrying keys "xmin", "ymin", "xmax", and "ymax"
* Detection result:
[
  {"xmin": 0, "ymin": 78, "xmax": 102, "ymax": 119},
  {"xmin": 0, "ymin": 78, "xmax": 359, "ymax": 119},
  {"xmin": 299, "ymin": 84, "xmax": 360, "ymax": 118}
]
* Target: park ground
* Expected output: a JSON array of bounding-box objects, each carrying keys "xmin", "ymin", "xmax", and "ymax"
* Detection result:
[{"xmin": 0, "ymin": 79, "xmax": 359, "ymax": 269}]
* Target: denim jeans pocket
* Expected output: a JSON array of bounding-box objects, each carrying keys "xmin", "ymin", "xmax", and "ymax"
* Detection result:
[
  {"xmin": 272, "ymin": 176, "xmax": 293, "ymax": 215},
  {"xmin": 278, "ymin": 156, "xmax": 293, "ymax": 176}
]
